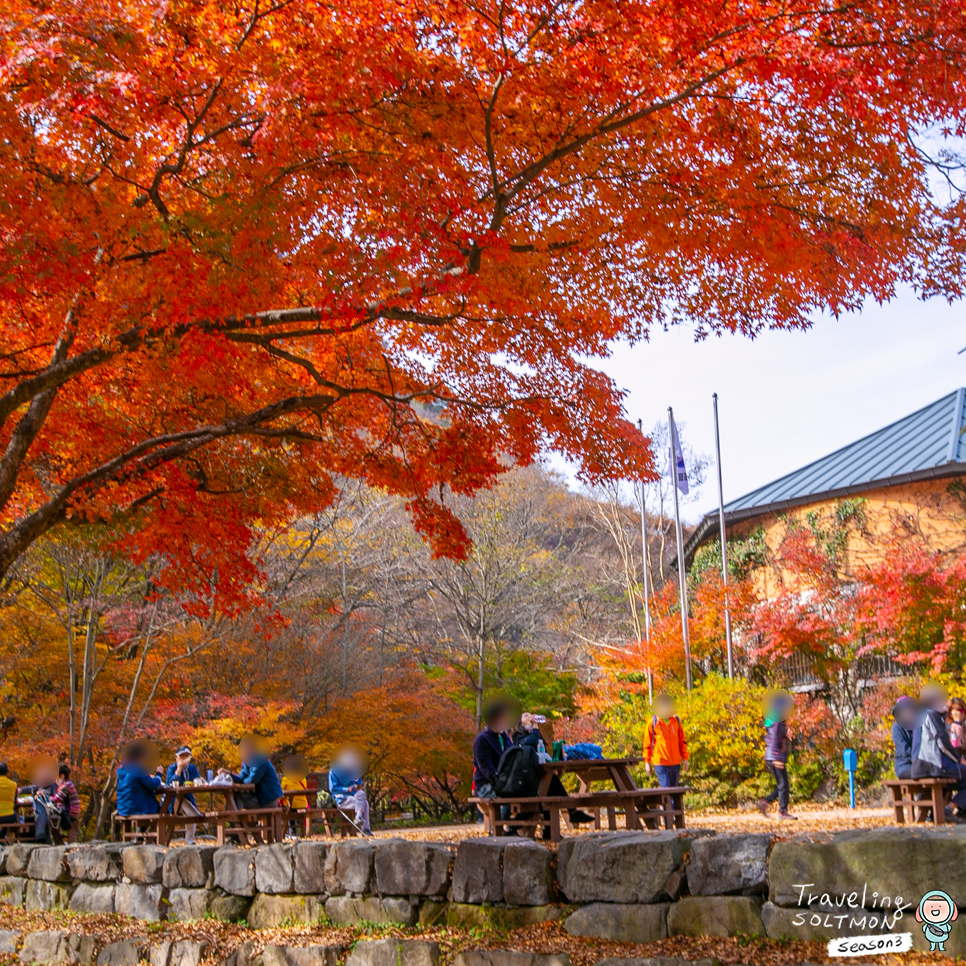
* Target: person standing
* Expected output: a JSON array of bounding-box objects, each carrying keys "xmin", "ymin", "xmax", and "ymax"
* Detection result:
[
  {"xmin": 55, "ymin": 764, "xmax": 81, "ymax": 841},
  {"xmin": 643, "ymin": 693, "xmax": 689, "ymax": 788},
  {"xmin": 758, "ymin": 690, "xmax": 797, "ymax": 820},
  {"xmin": 166, "ymin": 746, "xmax": 202, "ymax": 843}
]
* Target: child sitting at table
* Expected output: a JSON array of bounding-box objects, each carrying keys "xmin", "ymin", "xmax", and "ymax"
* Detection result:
[{"xmin": 281, "ymin": 754, "xmax": 310, "ymax": 838}]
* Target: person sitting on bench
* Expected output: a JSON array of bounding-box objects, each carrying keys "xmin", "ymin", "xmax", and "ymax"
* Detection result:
[
  {"xmin": 116, "ymin": 740, "xmax": 163, "ymax": 820},
  {"xmin": 219, "ymin": 735, "xmax": 282, "ymax": 809},
  {"xmin": 913, "ymin": 683, "xmax": 966, "ymax": 818},
  {"xmin": 473, "ymin": 701, "xmax": 512, "ymax": 825},
  {"xmin": 329, "ymin": 746, "xmax": 372, "ymax": 836},
  {"xmin": 893, "ymin": 695, "xmax": 925, "ymax": 780}
]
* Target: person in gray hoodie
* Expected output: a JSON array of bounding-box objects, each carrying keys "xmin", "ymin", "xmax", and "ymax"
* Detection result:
[{"xmin": 912, "ymin": 684, "xmax": 966, "ymax": 815}]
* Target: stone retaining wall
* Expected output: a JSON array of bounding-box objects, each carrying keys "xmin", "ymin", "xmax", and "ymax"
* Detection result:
[{"xmin": 0, "ymin": 828, "xmax": 962, "ymax": 961}]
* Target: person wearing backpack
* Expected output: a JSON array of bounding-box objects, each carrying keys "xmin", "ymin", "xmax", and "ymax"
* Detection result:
[
  {"xmin": 473, "ymin": 701, "xmax": 512, "ymax": 803},
  {"xmin": 643, "ymin": 693, "xmax": 689, "ymax": 788}
]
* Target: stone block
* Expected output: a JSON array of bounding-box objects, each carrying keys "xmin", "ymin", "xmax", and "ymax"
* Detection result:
[
  {"xmin": 324, "ymin": 896, "xmax": 416, "ymax": 926},
  {"xmin": 688, "ymin": 834, "xmax": 771, "ymax": 896},
  {"xmin": 423, "ymin": 902, "xmax": 566, "ymax": 930},
  {"xmin": 222, "ymin": 943, "xmax": 254, "ymax": 966},
  {"xmin": 122, "ymin": 845, "xmax": 167, "ymax": 884},
  {"xmin": 97, "ymin": 940, "xmax": 146, "ymax": 966},
  {"xmin": 168, "ymin": 888, "xmax": 211, "ymax": 922},
  {"xmin": 163, "ymin": 846, "xmax": 217, "ymax": 889},
  {"xmin": 26, "ymin": 846, "xmax": 71, "ymax": 882},
  {"xmin": 0, "ymin": 930, "xmax": 19, "ymax": 954},
  {"xmin": 256, "ymin": 844, "xmax": 295, "ymax": 894},
  {"xmin": 19, "ymin": 931, "xmax": 69, "ymax": 964},
  {"xmin": 451, "ymin": 839, "xmax": 506, "ymax": 904},
  {"xmin": 208, "ymin": 893, "xmax": 252, "ymax": 923},
  {"xmin": 293, "ymin": 842, "xmax": 327, "ymax": 895},
  {"xmin": 7, "ymin": 844, "xmax": 43, "ymax": 877},
  {"xmin": 25, "ymin": 879, "xmax": 74, "ymax": 912},
  {"xmin": 67, "ymin": 936, "xmax": 98, "ymax": 966},
  {"xmin": 417, "ymin": 902, "xmax": 564, "ymax": 930},
  {"xmin": 149, "ymin": 943, "xmax": 172, "ymax": 966},
  {"xmin": 454, "ymin": 954, "xmax": 570, "ymax": 966},
  {"xmin": 558, "ymin": 831, "xmax": 706, "ymax": 904},
  {"xmin": 373, "ymin": 840, "xmax": 453, "ymax": 897},
  {"xmin": 214, "ymin": 848, "xmax": 257, "ymax": 897},
  {"xmin": 768, "ymin": 827, "xmax": 966, "ymax": 907},
  {"xmin": 667, "ymin": 896, "xmax": 765, "ymax": 937},
  {"xmin": 0, "ymin": 876, "xmax": 25, "ymax": 907},
  {"xmin": 761, "ymin": 901, "xmax": 901, "ymax": 942},
  {"xmin": 346, "ymin": 940, "xmax": 439, "ymax": 966},
  {"xmin": 503, "ymin": 841, "xmax": 553, "ymax": 906},
  {"xmin": 248, "ymin": 893, "xmax": 324, "ymax": 929},
  {"xmin": 169, "ymin": 941, "xmax": 207, "ymax": 966},
  {"xmin": 262, "ymin": 946, "xmax": 343, "ymax": 966},
  {"xmin": 115, "ymin": 882, "xmax": 167, "ymax": 921},
  {"xmin": 564, "ymin": 902, "xmax": 669, "ymax": 943},
  {"xmin": 68, "ymin": 844, "xmax": 128, "ymax": 882},
  {"xmin": 69, "ymin": 883, "xmax": 116, "ymax": 915},
  {"xmin": 323, "ymin": 840, "xmax": 375, "ymax": 896}
]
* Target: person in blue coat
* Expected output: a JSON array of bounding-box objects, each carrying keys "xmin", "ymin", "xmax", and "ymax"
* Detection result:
[
  {"xmin": 166, "ymin": 746, "xmax": 202, "ymax": 843},
  {"xmin": 116, "ymin": 741, "xmax": 162, "ymax": 817},
  {"xmin": 218, "ymin": 736, "xmax": 282, "ymax": 809}
]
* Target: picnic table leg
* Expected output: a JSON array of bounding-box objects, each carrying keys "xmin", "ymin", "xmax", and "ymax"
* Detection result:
[
  {"xmin": 624, "ymin": 796, "xmax": 643, "ymax": 831},
  {"xmin": 933, "ymin": 783, "xmax": 945, "ymax": 825},
  {"xmin": 893, "ymin": 784, "xmax": 906, "ymax": 825},
  {"xmin": 215, "ymin": 819, "xmax": 225, "ymax": 847},
  {"xmin": 674, "ymin": 791, "xmax": 686, "ymax": 828},
  {"xmin": 593, "ymin": 807, "xmax": 601, "ymax": 831},
  {"xmin": 156, "ymin": 816, "xmax": 170, "ymax": 847},
  {"xmin": 550, "ymin": 805, "xmax": 561, "ymax": 843},
  {"xmin": 607, "ymin": 805, "xmax": 617, "ymax": 831}
]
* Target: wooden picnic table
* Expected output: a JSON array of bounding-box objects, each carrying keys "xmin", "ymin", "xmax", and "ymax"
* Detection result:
[
  {"xmin": 472, "ymin": 756, "xmax": 688, "ymax": 842},
  {"xmin": 158, "ymin": 781, "xmax": 253, "ymax": 816}
]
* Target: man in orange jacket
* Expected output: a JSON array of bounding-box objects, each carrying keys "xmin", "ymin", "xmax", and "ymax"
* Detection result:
[{"xmin": 643, "ymin": 693, "xmax": 689, "ymax": 788}]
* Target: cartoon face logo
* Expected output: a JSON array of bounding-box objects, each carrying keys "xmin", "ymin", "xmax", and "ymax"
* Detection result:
[{"xmin": 917, "ymin": 890, "xmax": 959, "ymax": 951}]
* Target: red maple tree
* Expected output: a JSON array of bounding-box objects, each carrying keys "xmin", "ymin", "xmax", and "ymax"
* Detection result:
[{"xmin": 3, "ymin": 0, "xmax": 965, "ymax": 601}]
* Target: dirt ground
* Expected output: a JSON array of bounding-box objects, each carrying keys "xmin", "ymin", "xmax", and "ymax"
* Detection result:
[{"xmin": 375, "ymin": 802, "xmax": 896, "ymax": 841}]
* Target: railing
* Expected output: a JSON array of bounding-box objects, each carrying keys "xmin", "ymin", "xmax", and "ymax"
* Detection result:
[{"xmin": 765, "ymin": 652, "xmax": 914, "ymax": 692}]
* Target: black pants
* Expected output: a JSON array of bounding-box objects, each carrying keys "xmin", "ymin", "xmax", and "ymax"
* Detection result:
[{"xmin": 764, "ymin": 761, "xmax": 789, "ymax": 812}]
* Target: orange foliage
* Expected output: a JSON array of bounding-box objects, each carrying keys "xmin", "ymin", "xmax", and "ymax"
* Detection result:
[{"xmin": 616, "ymin": 569, "xmax": 757, "ymax": 686}]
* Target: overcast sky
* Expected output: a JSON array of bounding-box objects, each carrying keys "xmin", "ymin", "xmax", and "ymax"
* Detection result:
[{"xmin": 568, "ymin": 286, "xmax": 965, "ymax": 524}]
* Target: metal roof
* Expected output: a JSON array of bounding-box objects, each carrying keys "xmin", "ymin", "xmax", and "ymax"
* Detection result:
[{"xmin": 682, "ymin": 388, "xmax": 966, "ymax": 566}]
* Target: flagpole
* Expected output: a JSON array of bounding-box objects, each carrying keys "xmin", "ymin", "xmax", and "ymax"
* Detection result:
[
  {"xmin": 713, "ymin": 393, "xmax": 734, "ymax": 679},
  {"xmin": 637, "ymin": 419, "xmax": 653, "ymax": 705},
  {"xmin": 668, "ymin": 407, "xmax": 693, "ymax": 691}
]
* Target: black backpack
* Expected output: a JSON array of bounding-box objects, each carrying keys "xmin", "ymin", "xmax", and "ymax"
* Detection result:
[{"xmin": 493, "ymin": 743, "xmax": 539, "ymax": 798}]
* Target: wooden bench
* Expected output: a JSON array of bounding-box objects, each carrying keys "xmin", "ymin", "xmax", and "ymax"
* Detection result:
[
  {"xmin": 470, "ymin": 787, "xmax": 688, "ymax": 842},
  {"xmin": 0, "ymin": 820, "xmax": 35, "ymax": 842},
  {"xmin": 208, "ymin": 807, "xmax": 281, "ymax": 845},
  {"xmin": 279, "ymin": 805, "xmax": 359, "ymax": 838},
  {"xmin": 883, "ymin": 777, "xmax": 958, "ymax": 825}
]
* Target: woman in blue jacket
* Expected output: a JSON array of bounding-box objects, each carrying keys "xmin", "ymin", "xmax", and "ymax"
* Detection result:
[
  {"xmin": 218, "ymin": 735, "xmax": 282, "ymax": 809},
  {"xmin": 116, "ymin": 742, "xmax": 162, "ymax": 816}
]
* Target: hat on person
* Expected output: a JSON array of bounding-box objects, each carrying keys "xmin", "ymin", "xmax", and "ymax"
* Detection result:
[{"xmin": 175, "ymin": 746, "xmax": 192, "ymax": 756}]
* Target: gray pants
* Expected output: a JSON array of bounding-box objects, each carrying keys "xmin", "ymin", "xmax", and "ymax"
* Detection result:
[{"xmin": 337, "ymin": 790, "xmax": 370, "ymax": 832}]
